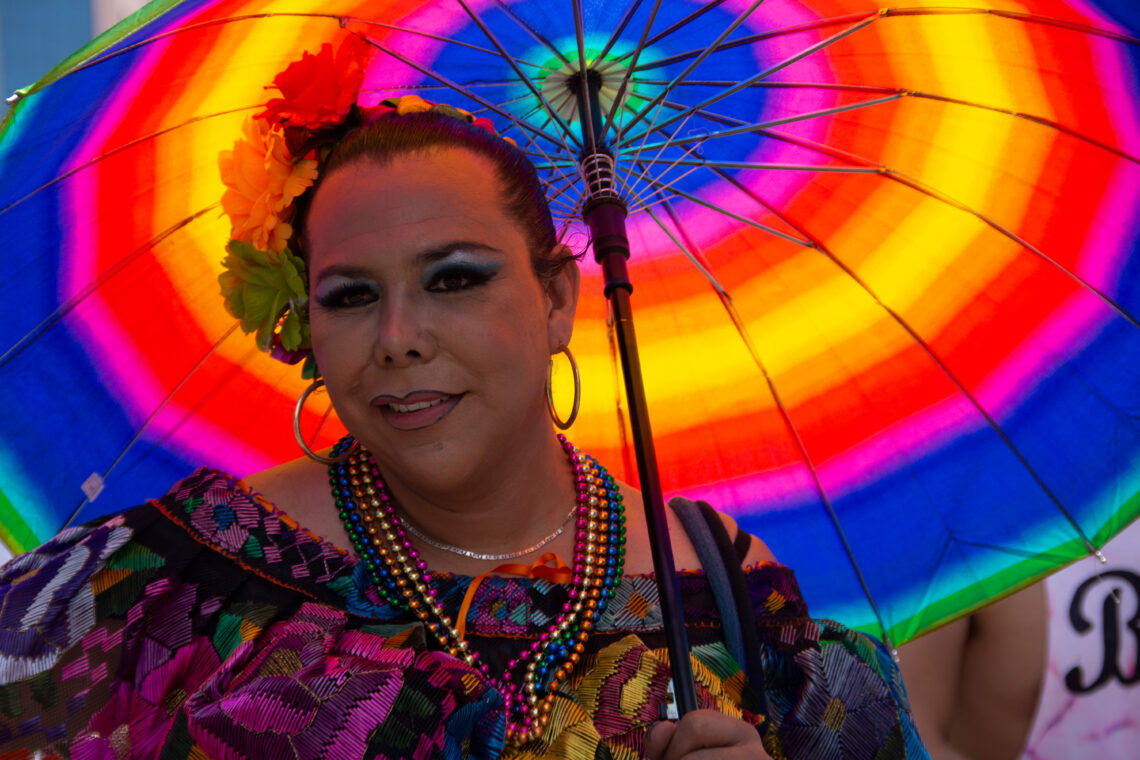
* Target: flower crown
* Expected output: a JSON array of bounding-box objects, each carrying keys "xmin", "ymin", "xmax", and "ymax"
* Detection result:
[{"xmin": 218, "ymin": 34, "xmax": 513, "ymax": 379}]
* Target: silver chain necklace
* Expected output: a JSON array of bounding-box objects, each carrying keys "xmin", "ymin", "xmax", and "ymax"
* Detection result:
[{"xmin": 398, "ymin": 504, "xmax": 578, "ymax": 561}]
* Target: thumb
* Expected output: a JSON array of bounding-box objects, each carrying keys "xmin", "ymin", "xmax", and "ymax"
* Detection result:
[{"xmin": 644, "ymin": 721, "xmax": 677, "ymax": 760}]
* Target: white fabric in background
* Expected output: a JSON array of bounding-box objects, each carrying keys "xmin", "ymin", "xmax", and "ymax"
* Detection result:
[{"xmin": 1020, "ymin": 520, "xmax": 1140, "ymax": 760}]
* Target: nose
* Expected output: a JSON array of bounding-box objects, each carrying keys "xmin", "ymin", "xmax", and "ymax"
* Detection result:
[{"xmin": 374, "ymin": 292, "xmax": 436, "ymax": 367}]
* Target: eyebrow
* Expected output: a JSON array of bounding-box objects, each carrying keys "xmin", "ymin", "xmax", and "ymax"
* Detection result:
[
  {"xmin": 314, "ymin": 241, "xmax": 504, "ymax": 282},
  {"xmin": 419, "ymin": 241, "xmax": 504, "ymax": 265}
]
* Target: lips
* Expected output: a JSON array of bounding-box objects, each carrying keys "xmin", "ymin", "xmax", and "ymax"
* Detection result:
[{"xmin": 371, "ymin": 391, "xmax": 464, "ymax": 431}]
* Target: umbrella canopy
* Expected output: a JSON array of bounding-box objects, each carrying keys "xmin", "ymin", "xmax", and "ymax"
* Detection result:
[{"xmin": 1, "ymin": 0, "xmax": 1138, "ymax": 647}]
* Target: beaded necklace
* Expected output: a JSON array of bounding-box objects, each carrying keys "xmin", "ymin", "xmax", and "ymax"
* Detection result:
[{"xmin": 330, "ymin": 433, "xmax": 626, "ymax": 745}]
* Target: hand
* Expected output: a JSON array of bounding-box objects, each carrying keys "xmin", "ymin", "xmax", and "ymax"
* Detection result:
[{"xmin": 644, "ymin": 710, "xmax": 771, "ymax": 760}]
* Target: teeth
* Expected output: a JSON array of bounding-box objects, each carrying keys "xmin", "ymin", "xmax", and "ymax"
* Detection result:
[{"xmin": 388, "ymin": 397, "xmax": 447, "ymax": 413}]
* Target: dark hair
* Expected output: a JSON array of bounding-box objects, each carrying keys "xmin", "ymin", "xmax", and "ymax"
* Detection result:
[{"xmin": 300, "ymin": 110, "xmax": 579, "ymax": 283}]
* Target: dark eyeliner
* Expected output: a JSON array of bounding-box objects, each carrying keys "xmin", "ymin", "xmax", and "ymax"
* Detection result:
[
  {"xmin": 424, "ymin": 261, "xmax": 499, "ymax": 292},
  {"xmin": 314, "ymin": 279, "xmax": 380, "ymax": 309}
]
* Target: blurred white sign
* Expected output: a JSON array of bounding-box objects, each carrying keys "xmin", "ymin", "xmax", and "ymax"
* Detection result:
[{"xmin": 91, "ymin": 0, "xmax": 149, "ymax": 37}]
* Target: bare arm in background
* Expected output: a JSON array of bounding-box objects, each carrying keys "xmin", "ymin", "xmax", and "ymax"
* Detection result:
[{"xmin": 899, "ymin": 583, "xmax": 1047, "ymax": 760}]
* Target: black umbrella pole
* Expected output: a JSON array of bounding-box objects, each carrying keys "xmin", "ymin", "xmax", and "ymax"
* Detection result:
[{"xmin": 585, "ymin": 198, "xmax": 700, "ymax": 717}]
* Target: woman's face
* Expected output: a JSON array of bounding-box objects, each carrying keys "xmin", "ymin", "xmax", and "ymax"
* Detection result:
[{"xmin": 305, "ymin": 147, "xmax": 578, "ymax": 495}]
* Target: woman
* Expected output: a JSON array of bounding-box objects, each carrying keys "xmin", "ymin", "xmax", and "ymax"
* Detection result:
[{"xmin": 0, "ymin": 39, "xmax": 927, "ymax": 759}]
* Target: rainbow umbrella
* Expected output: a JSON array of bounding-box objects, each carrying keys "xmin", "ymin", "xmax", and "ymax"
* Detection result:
[{"xmin": 1, "ymin": 0, "xmax": 1139, "ymax": 658}]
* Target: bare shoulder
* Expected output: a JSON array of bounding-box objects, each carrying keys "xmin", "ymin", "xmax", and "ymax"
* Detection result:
[
  {"xmin": 619, "ymin": 483, "xmax": 778, "ymax": 572},
  {"xmin": 243, "ymin": 456, "xmax": 328, "ymax": 509},
  {"xmin": 711, "ymin": 509, "xmax": 778, "ymax": 565}
]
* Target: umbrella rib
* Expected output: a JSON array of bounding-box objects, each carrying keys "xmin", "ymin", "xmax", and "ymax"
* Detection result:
[
  {"xmin": 706, "ymin": 164, "xmax": 1104, "ymax": 557},
  {"xmin": 632, "ymin": 82, "xmax": 1140, "ymax": 167},
  {"xmin": 652, "ymin": 92, "xmax": 893, "ymax": 155},
  {"xmin": 623, "ymin": 163, "xmax": 705, "ymax": 224},
  {"xmin": 715, "ymin": 85, "xmax": 1140, "ymax": 168},
  {"xmin": 613, "ymin": 0, "xmax": 732, "ymax": 63},
  {"xmin": 368, "ymin": 41, "xmax": 575, "ymax": 156},
  {"xmin": 0, "ymin": 106, "xmax": 257, "ymax": 218},
  {"xmin": 641, "ymin": 200, "xmax": 731, "ymax": 297},
  {"xmin": 654, "ymin": 96, "xmax": 755, "ymax": 129},
  {"xmin": 685, "ymin": 113, "xmax": 1140, "ymax": 328},
  {"xmin": 881, "ymin": 7, "xmax": 1140, "ymax": 45},
  {"xmin": 622, "ymin": 93, "xmax": 714, "ymax": 200},
  {"xmin": 573, "ymin": 0, "xmax": 601, "ymax": 154},
  {"xmin": 635, "ymin": 80, "xmax": 902, "ymax": 92},
  {"xmin": 61, "ymin": 321, "xmax": 242, "ymax": 530},
  {"xmin": 491, "ymin": 0, "xmax": 572, "ymax": 68},
  {"xmin": 612, "ymin": 158, "xmax": 681, "ymax": 214},
  {"xmin": 629, "ymin": 7, "xmax": 1138, "ymax": 74},
  {"xmin": 618, "ymin": 86, "xmax": 873, "ymax": 167},
  {"xmin": 606, "ymin": 0, "xmax": 666, "ymax": 148},
  {"xmin": 466, "ymin": 89, "xmax": 539, "ymax": 117},
  {"xmin": 620, "ymin": 15, "xmax": 881, "ymax": 147},
  {"xmin": 884, "ymin": 168, "xmax": 1140, "ymax": 330},
  {"xmin": 629, "ymin": 93, "xmax": 904, "ymax": 151},
  {"xmin": 454, "ymin": 0, "xmax": 582, "ymax": 151},
  {"xmin": 631, "ymin": 171, "xmax": 815, "ymax": 247},
  {"xmin": 363, "ymin": 80, "xmax": 523, "ymax": 93},
  {"xmin": 640, "ymin": 191, "xmax": 896, "ymax": 649},
  {"xmin": 657, "ymin": 159, "xmax": 878, "ymax": 172},
  {"xmin": 622, "ymin": 80, "xmax": 736, "ymax": 197},
  {"xmin": 39, "ymin": 14, "xmax": 523, "ymax": 90},
  {"xmin": 631, "ymin": 11, "xmax": 880, "ymax": 71},
  {"xmin": 619, "ymin": 0, "xmax": 768, "ymax": 140},
  {"xmin": 0, "ymin": 205, "xmax": 221, "ymax": 371},
  {"xmin": 954, "ymin": 537, "xmax": 1086, "ymax": 564},
  {"xmin": 623, "ymin": 189, "xmax": 684, "ymax": 218},
  {"xmin": 504, "ymin": 100, "xmax": 586, "ymax": 195},
  {"xmin": 905, "ymin": 91, "xmax": 1140, "ymax": 166},
  {"xmin": 595, "ymin": 0, "xmax": 646, "ymax": 64}
]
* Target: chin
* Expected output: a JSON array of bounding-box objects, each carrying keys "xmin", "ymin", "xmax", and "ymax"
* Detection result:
[{"xmin": 360, "ymin": 431, "xmax": 485, "ymax": 496}]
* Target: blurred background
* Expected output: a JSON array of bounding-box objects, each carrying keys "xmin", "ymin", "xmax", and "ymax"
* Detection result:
[
  {"xmin": 0, "ymin": 0, "xmax": 147, "ymax": 563},
  {"xmin": 0, "ymin": 0, "xmax": 147, "ymax": 100}
]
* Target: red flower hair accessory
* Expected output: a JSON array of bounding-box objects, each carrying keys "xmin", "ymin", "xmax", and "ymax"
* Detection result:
[{"xmin": 259, "ymin": 34, "xmax": 373, "ymax": 130}]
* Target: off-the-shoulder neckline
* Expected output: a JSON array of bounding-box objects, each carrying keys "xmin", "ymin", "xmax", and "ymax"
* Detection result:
[{"xmin": 174, "ymin": 467, "xmax": 785, "ymax": 583}]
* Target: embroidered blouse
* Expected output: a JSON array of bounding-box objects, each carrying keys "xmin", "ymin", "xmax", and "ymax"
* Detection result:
[{"xmin": 0, "ymin": 468, "xmax": 927, "ymax": 759}]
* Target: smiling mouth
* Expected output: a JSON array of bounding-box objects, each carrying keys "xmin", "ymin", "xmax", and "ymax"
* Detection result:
[{"xmin": 373, "ymin": 391, "xmax": 464, "ymax": 430}]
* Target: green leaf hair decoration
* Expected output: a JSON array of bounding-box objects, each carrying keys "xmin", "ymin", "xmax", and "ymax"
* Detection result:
[{"xmin": 219, "ymin": 240, "xmax": 311, "ymax": 355}]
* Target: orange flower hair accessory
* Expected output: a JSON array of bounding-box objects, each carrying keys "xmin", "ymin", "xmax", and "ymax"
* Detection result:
[{"xmin": 218, "ymin": 116, "xmax": 317, "ymax": 254}]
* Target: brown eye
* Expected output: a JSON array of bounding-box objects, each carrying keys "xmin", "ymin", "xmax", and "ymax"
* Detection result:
[
  {"xmin": 425, "ymin": 266, "xmax": 495, "ymax": 293},
  {"xmin": 315, "ymin": 282, "xmax": 380, "ymax": 309}
]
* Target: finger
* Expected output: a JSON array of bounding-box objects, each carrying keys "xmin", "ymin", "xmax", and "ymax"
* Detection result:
[
  {"xmin": 644, "ymin": 721, "xmax": 677, "ymax": 760},
  {"xmin": 659, "ymin": 710, "xmax": 762, "ymax": 759}
]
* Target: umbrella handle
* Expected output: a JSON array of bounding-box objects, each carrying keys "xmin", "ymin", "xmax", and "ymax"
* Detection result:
[{"xmin": 587, "ymin": 197, "xmax": 700, "ymax": 717}]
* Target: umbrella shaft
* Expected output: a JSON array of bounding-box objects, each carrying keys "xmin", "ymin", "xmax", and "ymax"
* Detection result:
[{"xmin": 586, "ymin": 198, "xmax": 699, "ymax": 717}]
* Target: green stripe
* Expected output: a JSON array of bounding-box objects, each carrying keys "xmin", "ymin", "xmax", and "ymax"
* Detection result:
[
  {"xmin": 2, "ymin": 0, "xmax": 185, "ymax": 135},
  {"xmin": 868, "ymin": 489, "xmax": 1140, "ymax": 646},
  {"xmin": 0, "ymin": 489, "xmax": 43, "ymax": 555}
]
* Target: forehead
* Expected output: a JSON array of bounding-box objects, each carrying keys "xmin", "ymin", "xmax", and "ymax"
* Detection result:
[{"xmin": 305, "ymin": 148, "xmax": 524, "ymax": 265}]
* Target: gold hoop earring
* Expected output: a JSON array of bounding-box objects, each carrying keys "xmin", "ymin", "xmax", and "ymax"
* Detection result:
[
  {"xmin": 546, "ymin": 346, "xmax": 581, "ymax": 430},
  {"xmin": 294, "ymin": 379, "xmax": 352, "ymax": 465}
]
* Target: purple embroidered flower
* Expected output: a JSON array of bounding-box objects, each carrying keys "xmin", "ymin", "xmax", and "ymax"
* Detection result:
[{"xmin": 184, "ymin": 602, "xmax": 504, "ymax": 759}]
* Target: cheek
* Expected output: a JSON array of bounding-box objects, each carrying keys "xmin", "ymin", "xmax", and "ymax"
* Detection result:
[
  {"xmin": 479, "ymin": 306, "xmax": 551, "ymax": 383},
  {"xmin": 309, "ymin": 316, "xmax": 372, "ymax": 381}
]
